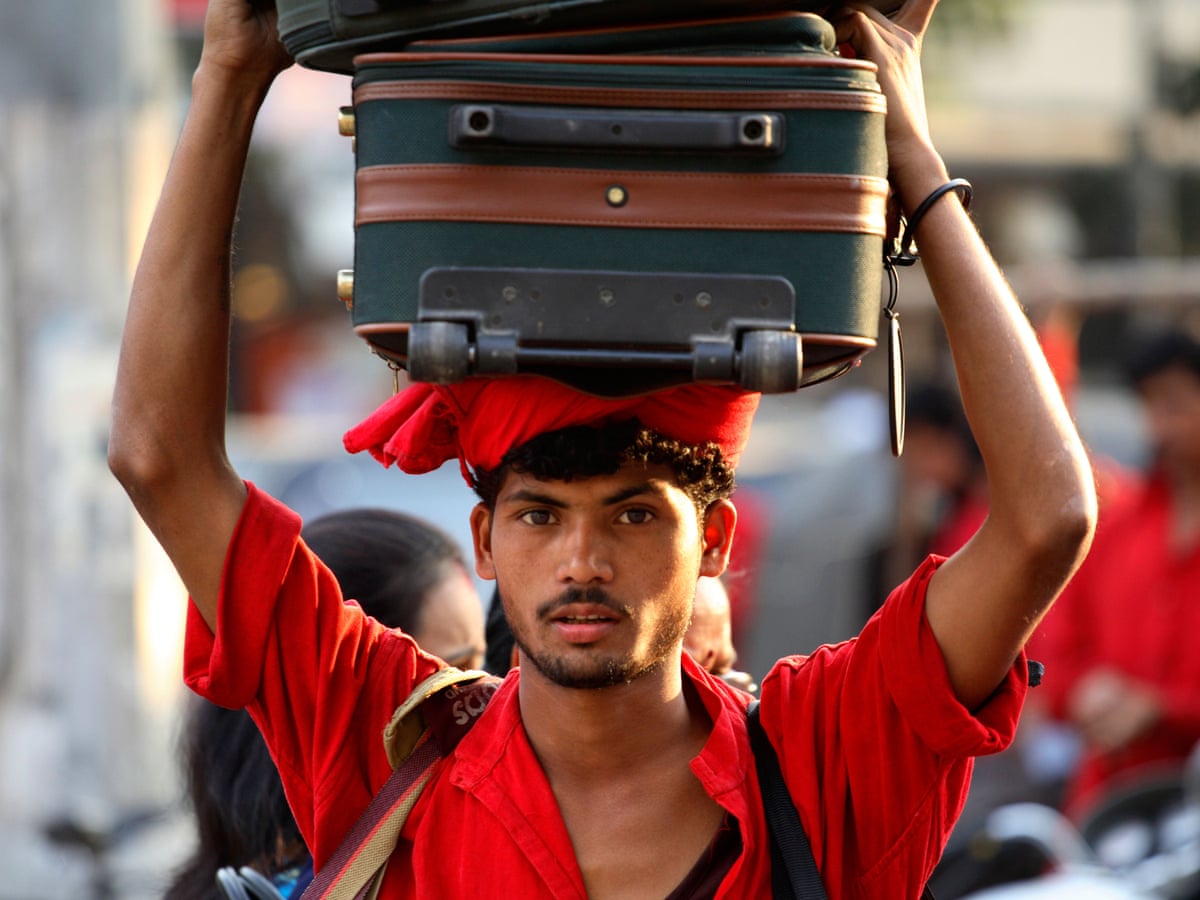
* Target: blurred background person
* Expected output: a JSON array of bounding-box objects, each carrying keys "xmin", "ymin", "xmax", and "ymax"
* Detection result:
[
  {"xmin": 867, "ymin": 381, "xmax": 987, "ymax": 617},
  {"xmin": 1031, "ymin": 327, "xmax": 1200, "ymax": 823},
  {"xmin": 165, "ymin": 508, "xmax": 483, "ymax": 899},
  {"xmin": 684, "ymin": 575, "xmax": 757, "ymax": 694},
  {"xmin": 896, "ymin": 381, "xmax": 987, "ymax": 560}
]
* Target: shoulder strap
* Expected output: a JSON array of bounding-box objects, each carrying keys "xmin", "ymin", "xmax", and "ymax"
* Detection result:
[
  {"xmin": 746, "ymin": 702, "xmax": 937, "ymax": 900},
  {"xmin": 746, "ymin": 700, "xmax": 828, "ymax": 900},
  {"xmin": 299, "ymin": 667, "xmax": 500, "ymax": 900}
]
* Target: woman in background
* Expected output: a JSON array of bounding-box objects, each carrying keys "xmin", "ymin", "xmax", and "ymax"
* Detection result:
[{"xmin": 164, "ymin": 508, "xmax": 484, "ymax": 899}]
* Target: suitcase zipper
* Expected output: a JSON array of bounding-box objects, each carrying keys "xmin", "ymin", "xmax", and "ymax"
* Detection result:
[
  {"xmin": 355, "ymin": 58, "xmax": 879, "ymax": 94},
  {"xmin": 282, "ymin": 21, "xmax": 338, "ymax": 58}
]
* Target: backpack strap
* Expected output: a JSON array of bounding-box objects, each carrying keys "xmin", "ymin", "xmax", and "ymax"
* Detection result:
[{"xmin": 299, "ymin": 667, "xmax": 500, "ymax": 900}]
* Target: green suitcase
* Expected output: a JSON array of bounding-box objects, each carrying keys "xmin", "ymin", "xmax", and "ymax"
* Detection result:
[{"xmin": 341, "ymin": 12, "xmax": 890, "ymax": 396}]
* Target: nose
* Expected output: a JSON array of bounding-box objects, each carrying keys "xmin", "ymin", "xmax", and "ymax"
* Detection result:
[{"xmin": 555, "ymin": 520, "xmax": 614, "ymax": 585}]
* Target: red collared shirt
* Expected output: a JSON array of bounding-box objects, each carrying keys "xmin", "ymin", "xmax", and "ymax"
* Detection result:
[{"xmin": 185, "ymin": 483, "xmax": 1026, "ymax": 899}]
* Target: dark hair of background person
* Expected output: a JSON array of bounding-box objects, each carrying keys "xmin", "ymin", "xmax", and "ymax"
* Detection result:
[
  {"xmin": 484, "ymin": 586, "xmax": 516, "ymax": 677},
  {"xmin": 905, "ymin": 381, "xmax": 981, "ymax": 466},
  {"xmin": 1125, "ymin": 327, "xmax": 1200, "ymax": 387},
  {"xmin": 300, "ymin": 507, "xmax": 469, "ymax": 636},
  {"xmin": 471, "ymin": 419, "xmax": 736, "ymax": 513},
  {"xmin": 164, "ymin": 508, "xmax": 473, "ymax": 900}
]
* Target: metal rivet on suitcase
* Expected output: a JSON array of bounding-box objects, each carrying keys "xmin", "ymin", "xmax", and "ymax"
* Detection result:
[
  {"xmin": 336, "ymin": 269, "xmax": 354, "ymax": 309},
  {"xmin": 606, "ymin": 185, "xmax": 628, "ymax": 208}
]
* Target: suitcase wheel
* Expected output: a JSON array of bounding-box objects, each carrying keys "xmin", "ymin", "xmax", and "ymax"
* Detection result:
[
  {"xmin": 407, "ymin": 321, "xmax": 472, "ymax": 384},
  {"xmin": 738, "ymin": 330, "xmax": 802, "ymax": 394}
]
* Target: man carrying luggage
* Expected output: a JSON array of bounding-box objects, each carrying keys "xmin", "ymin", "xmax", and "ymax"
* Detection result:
[{"xmin": 109, "ymin": 0, "xmax": 1096, "ymax": 896}]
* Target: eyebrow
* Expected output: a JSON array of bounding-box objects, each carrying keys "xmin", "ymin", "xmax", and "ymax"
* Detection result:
[
  {"xmin": 601, "ymin": 482, "xmax": 664, "ymax": 505},
  {"xmin": 499, "ymin": 488, "xmax": 568, "ymax": 508}
]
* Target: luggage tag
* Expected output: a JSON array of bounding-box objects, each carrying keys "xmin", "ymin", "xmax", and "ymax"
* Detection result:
[
  {"xmin": 882, "ymin": 198, "xmax": 912, "ymax": 458},
  {"xmin": 883, "ymin": 262, "xmax": 905, "ymax": 458}
]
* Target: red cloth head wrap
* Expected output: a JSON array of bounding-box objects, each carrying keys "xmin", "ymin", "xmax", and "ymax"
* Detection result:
[{"xmin": 343, "ymin": 376, "xmax": 760, "ymax": 483}]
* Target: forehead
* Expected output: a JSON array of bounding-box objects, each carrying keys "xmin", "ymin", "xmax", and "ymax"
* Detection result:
[{"xmin": 495, "ymin": 461, "xmax": 684, "ymax": 505}]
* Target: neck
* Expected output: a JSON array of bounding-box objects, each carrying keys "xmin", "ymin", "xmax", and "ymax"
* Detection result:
[
  {"xmin": 516, "ymin": 652, "xmax": 705, "ymax": 781},
  {"xmin": 1167, "ymin": 465, "xmax": 1200, "ymax": 549}
]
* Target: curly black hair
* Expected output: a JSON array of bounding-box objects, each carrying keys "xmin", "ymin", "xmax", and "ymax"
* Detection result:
[{"xmin": 471, "ymin": 418, "xmax": 736, "ymax": 513}]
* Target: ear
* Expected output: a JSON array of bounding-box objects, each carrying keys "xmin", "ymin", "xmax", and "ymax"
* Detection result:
[
  {"xmin": 469, "ymin": 503, "xmax": 497, "ymax": 581},
  {"xmin": 699, "ymin": 499, "xmax": 737, "ymax": 578}
]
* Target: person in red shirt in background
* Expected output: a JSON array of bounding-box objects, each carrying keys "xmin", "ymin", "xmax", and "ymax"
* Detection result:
[
  {"xmin": 1030, "ymin": 328, "xmax": 1200, "ymax": 822},
  {"xmin": 898, "ymin": 382, "xmax": 988, "ymax": 559}
]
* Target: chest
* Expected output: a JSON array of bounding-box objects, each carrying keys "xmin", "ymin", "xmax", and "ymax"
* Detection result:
[
  {"xmin": 556, "ymin": 771, "xmax": 727, "ymax": 900},
  {"xmin": 394, "ymin": 738, "xmax": 747, "ymax": 899}
]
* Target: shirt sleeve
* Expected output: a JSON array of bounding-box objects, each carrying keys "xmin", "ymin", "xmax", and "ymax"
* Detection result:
[
  {"xmin": 181, "ymin": 482, "xmax": 444, "ymax": 865},
  {"xmin": 759, "ymin": 555, "xmax": 1028, "ymax": 897}
]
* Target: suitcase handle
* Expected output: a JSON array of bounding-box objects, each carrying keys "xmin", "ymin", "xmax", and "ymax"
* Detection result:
[{"xmin": 449, "ymin": 104, "xmax": 784, "ymax": 154}]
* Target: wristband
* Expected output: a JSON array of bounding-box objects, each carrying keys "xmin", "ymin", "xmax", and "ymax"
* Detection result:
[{"xmin": 888, "ymin": 177, "xmax": 974, "ymax": 267}]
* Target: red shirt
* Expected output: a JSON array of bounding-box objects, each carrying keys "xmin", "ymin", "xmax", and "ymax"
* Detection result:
[
  {"xmin": 1031, "ymin": 475, "xmax": 1200, "ymax": 817},
  {"xmin": 185, "ymin": 484, "xmax": 1027, "ymax": 899}
]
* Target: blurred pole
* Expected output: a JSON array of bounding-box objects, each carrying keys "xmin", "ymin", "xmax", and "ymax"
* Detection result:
[
  {"xmin": 0, "ymin": 1, "xmax": 182, "ymax": 894},
  {"xmin": 1130, "ymin": 0, "xmax": 1181, "ymax": 257}
]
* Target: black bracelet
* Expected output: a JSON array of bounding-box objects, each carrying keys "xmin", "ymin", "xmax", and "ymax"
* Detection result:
[{"xmin": 889, "ymin": 177, "xmax": 973, "ymax": 267}]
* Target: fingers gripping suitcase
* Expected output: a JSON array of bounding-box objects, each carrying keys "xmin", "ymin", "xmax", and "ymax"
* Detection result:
[
  {"xmin": 340, "ymin": 12, "xmax": 890, "ymax": 396},
  {"xmin": 277, "ymin": 0, "xmax": 904, "ymax": 75}
]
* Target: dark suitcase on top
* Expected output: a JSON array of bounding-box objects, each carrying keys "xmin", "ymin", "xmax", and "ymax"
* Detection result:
[
  {"xmin": 278, "ymin": 0, "xmax": 904, "ymax": 74},
  {"xmin": 339, "ymin": 12, "xmax": 890, "ymax": 396}
]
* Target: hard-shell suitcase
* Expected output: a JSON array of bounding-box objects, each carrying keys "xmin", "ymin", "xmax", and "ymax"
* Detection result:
[
  {"xmin": 278, "ymin": 0, "xmax": 904, "ymax": 75},
  {"xmin": 340, "ymin": 12, "xmax": 890, "ymax": 396}
]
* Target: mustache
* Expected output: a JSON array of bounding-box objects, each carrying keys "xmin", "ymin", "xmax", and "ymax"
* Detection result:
[{"xmin": 537, "ymin": 586, "xmax": 626, "ymax": 619}]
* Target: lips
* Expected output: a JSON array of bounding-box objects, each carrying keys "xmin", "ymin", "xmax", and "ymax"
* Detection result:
[{"xmin": 548, "ymin": 603, "xmax": 621, "ymax": 644}]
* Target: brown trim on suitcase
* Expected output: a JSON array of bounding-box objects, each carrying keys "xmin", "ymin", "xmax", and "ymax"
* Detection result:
[
  {"xmin": 354, "ymin": 80, "xmax": 885, "ymax": 114},
  {"xmin": 356, "ymin": 164, "xmax": 888, "ymax": 233}
]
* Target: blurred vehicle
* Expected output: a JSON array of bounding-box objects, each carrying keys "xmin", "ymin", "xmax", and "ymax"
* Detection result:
[{"xmin": 934, "ymin": 744, "xmax": 1200, "ymax": 900}]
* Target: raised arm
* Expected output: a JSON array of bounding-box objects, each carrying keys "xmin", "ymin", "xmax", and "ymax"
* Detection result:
[
  {"xmin": 108, "ymin": 0, "xmax": 292, "ymax": 628},
  {"xmin": 836, "ymin": 0, "xmax": 1097, "ymax": 709}
]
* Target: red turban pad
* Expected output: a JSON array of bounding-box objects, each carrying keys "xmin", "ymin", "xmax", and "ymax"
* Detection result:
[{"xmin": 343, "ymin": 375, "xmax": 760, "ymax": 483}]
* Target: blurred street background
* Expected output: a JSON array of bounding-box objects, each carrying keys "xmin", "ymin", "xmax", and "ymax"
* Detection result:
[{"xmin": 0, "ymin": 0, "xmax": 1197, "ymax": 896}]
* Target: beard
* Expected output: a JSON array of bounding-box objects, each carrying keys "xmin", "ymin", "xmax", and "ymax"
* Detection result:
[{"xmin": 506, "ymin": 585, "xmax": 691, "ymax": 690}]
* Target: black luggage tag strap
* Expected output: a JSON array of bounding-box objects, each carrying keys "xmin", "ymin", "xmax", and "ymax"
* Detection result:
[{"xmin": 881, "ymin": 178, "xmax": 974, "ymax": 458}]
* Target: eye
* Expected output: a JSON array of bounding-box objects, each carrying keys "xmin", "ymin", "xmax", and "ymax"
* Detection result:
[
  {"xmin": 617, "ymin": 508, "xmax": 655, "ymax": 525},
  {"xmin": 518, "ymin": 508, "xmax": 555, "ymax": 526}
]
